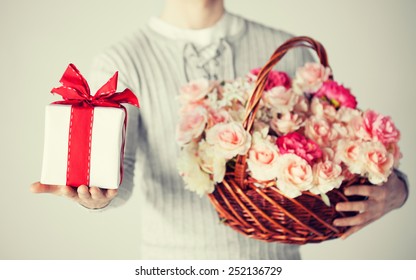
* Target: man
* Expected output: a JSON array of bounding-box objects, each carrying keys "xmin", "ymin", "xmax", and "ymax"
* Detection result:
[{"xmin": 31, "ymin": 0, "xmax": 408, "ymax": 259}]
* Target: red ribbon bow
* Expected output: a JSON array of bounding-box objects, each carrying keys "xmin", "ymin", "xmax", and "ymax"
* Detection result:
[
  {"xmin": 51, "ymin": 63, "xmax": 140, "ymax": 108},
  {"xmin": 51, "ymin": 63, "xmax": 139, "ymax": 188}
]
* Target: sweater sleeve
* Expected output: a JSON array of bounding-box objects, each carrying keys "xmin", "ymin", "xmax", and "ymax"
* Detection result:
[{"xmin": 87, "ymin": 52, "xmax": 140, "ymax": 210}]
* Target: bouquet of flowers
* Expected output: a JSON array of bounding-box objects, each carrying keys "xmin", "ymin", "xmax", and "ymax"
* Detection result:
[{"xmin": 175, "ymin": 36, "xmax": 401, "ymax": 243}]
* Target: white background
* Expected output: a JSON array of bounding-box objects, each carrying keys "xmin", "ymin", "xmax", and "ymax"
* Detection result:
[{"xmin": 1, "ymin": 0, "xmax": 415, "ymax": 260}]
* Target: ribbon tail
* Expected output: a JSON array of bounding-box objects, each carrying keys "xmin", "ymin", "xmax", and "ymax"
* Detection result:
[
  {"xmin": 94, "ymin": 72, "xmax": 140, "ymax": 108},
  {"xmin": 109, "ymin": 88, "xmax": 140, "ymax": 108},
  {"xmin": 95, "ymin": 71, "xmax": 118, "ymax": 98},
  {"xmin": 51, "ymin": 86, "xmax": 86, "ymax": 100}
]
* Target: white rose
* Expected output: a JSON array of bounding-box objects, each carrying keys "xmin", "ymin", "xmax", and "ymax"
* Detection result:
[
  {"xmin": 177, "ymin": 143, "xmax": 215, "ymax": 196},
  {"xmin": 198, "ymin": 140, "xmax": 226, "ymax": 183}
]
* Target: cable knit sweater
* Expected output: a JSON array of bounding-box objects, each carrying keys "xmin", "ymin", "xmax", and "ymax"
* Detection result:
[{"xmin": 89, "ymin": 12, "xmax": 314, "ymax": 260}]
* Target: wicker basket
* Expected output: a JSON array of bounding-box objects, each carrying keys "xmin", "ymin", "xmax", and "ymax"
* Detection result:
[{"xmin": 207, "ymin": 36, "xmax": 363, "ymax": 244}]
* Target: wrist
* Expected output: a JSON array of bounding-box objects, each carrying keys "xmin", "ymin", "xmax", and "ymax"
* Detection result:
[{"xmin": 393, "ymin": 169, "xmax": 409, "ymax": 208}]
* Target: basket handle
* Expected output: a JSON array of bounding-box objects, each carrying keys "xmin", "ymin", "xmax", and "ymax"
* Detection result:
[
  {"xmin": 234, "ymin": 36, "xmax": 331, "ymax": 188},
  {"xmin": 242, "ymin": 36, "xmax": 331, "ymax": 132}
]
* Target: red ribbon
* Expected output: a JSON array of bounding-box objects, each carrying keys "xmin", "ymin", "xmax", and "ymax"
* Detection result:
[{"xmin": 51, "ymin": 63, "xmax": 140, "ymax": 187}]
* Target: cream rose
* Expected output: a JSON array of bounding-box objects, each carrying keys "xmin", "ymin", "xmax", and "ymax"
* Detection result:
[
  {"xmin": 176, "ymin": 106, "xmax": 208, "ymax": 145},
  {"xmin": 263, "ymin": 86, "xmax": 298, "ymax": 114},
  {"xmin": 177, "ymin": 143, "xmax": 214, "ymax": 196},
  {"xmin": 304, "ymin": 116, "xmax": 335, "ymax": 146},
  {"xmin": 270, "ymin": 112, "xmax": 304, "ymax": 135},
  {"xmin": 310, "ymin": 97, "xmax": 337, "ymax": 122},
  {"xmin": 179, "ymin": 78, "xmax": 210, "ymax": 104},
  {"xmin": 362, "ymin": 142, "xmax": 394, "ymax": 185},
  {"xmin": 207, "ymin": 107, "xmax": 231, "ymax": 128},
  {"xmin": 310, "ymin": 161, "xmax": 344, "ymax": 195},
  {"xmin": 293, "ymin": 94, "xmax": 309, "ymax": 114},
  {"xmin": 206, "ymin": 121, "xmax": 251, "ymax": 159},
  {"xmin": 276, "ymin": 154, "xmax": 313, "ymax": 198},
  {"xmin": 247, "ymin": 135, "xmax": 280, "ymax": 181},
  {"xmin": 198, "ymin": 140, "xmax": 226, "ymax": 183},
  {"xmin": 386, "ymin": 142, "xmax": 402, "ymax": 168},
  {"xmin": 294, "ymin": 62, "xmax": 331, "ymax": 93},
  {"xmin": 335, "ymin": 140, "xmax": 365, "ymax": 175},
  {"xmin": 336, "ymin": 106, "xmax": 362, "ymax": 123}
]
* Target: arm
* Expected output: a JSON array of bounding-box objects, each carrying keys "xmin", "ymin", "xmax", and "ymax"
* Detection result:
[{"xmin": 333, "ymin": 169, "xmax": 409, "ymax": 239}]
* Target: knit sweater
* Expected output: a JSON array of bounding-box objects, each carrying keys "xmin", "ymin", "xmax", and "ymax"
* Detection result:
[{"xmin": 89, "ymin": 12, "xmax": 314, "ymax": 260}]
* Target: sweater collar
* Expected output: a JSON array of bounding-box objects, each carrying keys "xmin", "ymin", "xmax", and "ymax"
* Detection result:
[{"xmin": 148, "ymin": 11, "xmax": 245, "ymax": 46}]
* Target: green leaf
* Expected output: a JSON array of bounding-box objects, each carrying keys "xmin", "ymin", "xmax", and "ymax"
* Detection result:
[{"xmin": 320, "ymin": 193, "xmax": 331, "ymax": 207}]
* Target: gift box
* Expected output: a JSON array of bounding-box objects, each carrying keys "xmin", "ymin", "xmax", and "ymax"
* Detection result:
[{"xmin": 40, "ymin": 64, "xmax": 139, "ymax": 189}]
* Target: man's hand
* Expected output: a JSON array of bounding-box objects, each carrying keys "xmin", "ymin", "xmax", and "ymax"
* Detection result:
[
  {"xmin": 30, "ymin": 182, "xmax": 118, "ymax": 209},
  {"xmin": 333, "ymin": 172, "xmax": 408, "ymax": 239}
]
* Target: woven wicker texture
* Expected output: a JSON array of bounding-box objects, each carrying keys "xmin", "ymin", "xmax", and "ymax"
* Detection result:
[{"xmin": 207, "ymin": 36, "xmax": 363, "ymax": 244}]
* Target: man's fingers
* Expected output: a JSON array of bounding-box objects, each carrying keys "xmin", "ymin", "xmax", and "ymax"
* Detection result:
[
  {"xmin": 336, "ymin": 200, "xmax": 372, "ymax": 213},
  {"xmin": 30, "ymin": 182, "xmax": 62, "ymax": 195},
  {"xmin": 90, "ymin": 187, "xmax": 105, "ymax": 200},
  {"xmin": 61, "ymin": 186, "xmax": 78, "ymax": 200},
  {"xmin": 77, "ymin": 185, "xmax": 91, "ymax": 201},
  {"xmin": 344, "ymin": 185, "xmax": 378, "ymax": 197},
  {"xmin": 105, "ymin": 189, "xmax": 118, "ymax": 200},
  {"xmin": 333, "ymin": 212, "xmax": 371, "ymax": 227}
]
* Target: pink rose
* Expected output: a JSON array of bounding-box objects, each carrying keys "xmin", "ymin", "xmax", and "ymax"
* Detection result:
[
  {"xmin": 362, "ymin": 110, "xmax": 400, "ymax": 145},
  {"xmin": 179, "ymin": 78, "xmax": 211, "ymax": 104},
  {"xmin": 362, "ymin": 142, "xmax": 394, "ymax": 185},
  {"xmin": 315, "ymin": 81, "xmax": 357, "ymax": 109},
  {"xmin": 176, "ymin": 106, "xmax": 208, "ymax": 145},
  {"xmin": 206, "ymin": 122, "xmax": 251, "ymax": 159},
  {"xmin": 276, "ymin": 154, "xmax": 313, "ymax": 198},
  {"xmin": 247, "ymin": 138, "xmax": 280, "ymax": 181},
  {"xmin": 295, "ymin": 62, "xmax": 331, "ymax": 93},
  {"xmin": 276, "ymin": 132, "xmax": 322, "ymax": 164},
  {"xmin": 310, "ymin": 161, "xmax": 344, "ymax": 194},
  {"xmin": 250, "ymin": 68, "xmax": 291, "ymax": 91},
  {"xmin": 270, "ymin": 113, "xmax": 304, "ymax": 135}
]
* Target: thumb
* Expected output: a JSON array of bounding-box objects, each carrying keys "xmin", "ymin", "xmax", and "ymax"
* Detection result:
[{"xmin": 30, "ymin": 182, "xmax": 63, "ymax": 195}]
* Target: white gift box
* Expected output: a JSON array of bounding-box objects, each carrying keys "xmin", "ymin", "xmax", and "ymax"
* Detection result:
[{"xmin": 40, "ymin": 104, "xmax": 126, "ymax": 189}]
